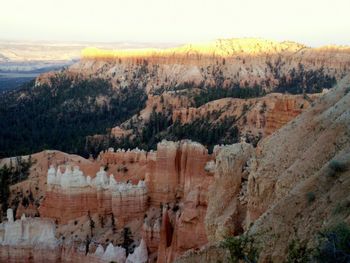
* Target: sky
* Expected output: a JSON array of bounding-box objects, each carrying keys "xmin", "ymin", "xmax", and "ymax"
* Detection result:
[{"xmin": 1, "ymin": 0, "xmax": 350, "ymax": 47}]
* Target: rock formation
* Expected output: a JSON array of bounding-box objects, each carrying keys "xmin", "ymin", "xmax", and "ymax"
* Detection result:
[
  {"xmin": 36, "ymin": 140, "xmax": 213, "ymax": 262},
  {"xmin": 2, "ymin": 37, "xmax": 350, "ymax": 262},
  {"xmin": 102, "ymin": 243, "xmax": 126, "ymax": 262},
  {"xmin": 32, "ymin": 38, "xmax": 350, "ymax": 153},
  {"xmin": 37, "ymin": 38, "xmax": 349, "ymax": 93},
  {"xmin": 126, "ymin": 239, "xmax": 148, "ymax": 263},
  {"xmin": 41, "ymin": 165, "xmax": 148, "ymax": 225},
  {"xmin": 0, "ymin": 209, "xmax": 60, "ymax": 262},
  {"xmin": 180, "ymin": 76, "xmax": 350, "ymax": 262},
  {"xmin": 205, "ymin": 143, "xmax": 253, "ymax": 241},
  {"xmin": 171, "ymin": 93, "xmax": 317, "ymax": 139}
]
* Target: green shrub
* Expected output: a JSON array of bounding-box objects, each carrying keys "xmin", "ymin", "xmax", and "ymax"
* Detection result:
[
  {"xmin": 329, "ymin": 160, "xmax": 348, "ymax": 174},
  {"xmin": 306, "ymin": 192, "xmax": 316, "ymax": 204},
  {"xmin": 333, "ymin": 200, "xmax": 350, "ymax": 215},
  {"xmin": 314, "ymin": 222, "xmax": 350, "ymax": 262},
  {"xmin": 222, "ymin": 234, "xmax": 259, "ymax": 263},
  {"xmin": 287, "ymin": 239, "xmax": 311, "ymax": 263}
]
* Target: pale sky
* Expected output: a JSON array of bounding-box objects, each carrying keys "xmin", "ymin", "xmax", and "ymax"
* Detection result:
[{"xmin": 1, "ymin": 0, "xmax": 350, "ymax": 46}]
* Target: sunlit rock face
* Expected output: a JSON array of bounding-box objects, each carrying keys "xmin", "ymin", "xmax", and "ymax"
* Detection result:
[{"xmin": 45, "ymin": 38, "xmax": 349, "ymax": 91}]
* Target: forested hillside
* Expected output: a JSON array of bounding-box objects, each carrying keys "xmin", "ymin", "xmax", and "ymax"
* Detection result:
[{"xmin": 0, "ymin": 75, "xmax": 147, "ymax": 157}]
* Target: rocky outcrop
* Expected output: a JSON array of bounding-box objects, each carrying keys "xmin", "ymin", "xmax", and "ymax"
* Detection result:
[
  {"xmin": 241, "ymin": 77, "xmax": 350, "ymax": 262},
  {"xmin": 40, "ymin": 166, "xmax": 148, "ymax": 225},
  {"xmin": 145, "ymin": 140, "xmax": 212, "ymax": 205},
  {"xmin": 0, "ymin": 246, "xmax": 62, "ymax": 263},
  {"xmin": 246, "ymin": 77, "xmax": 350, "ymax": 224},
  {"xmin": 179, "ymin": 76, "xmax": 350, "ymax": 262},
  {"xmin": 0, "ymin": 209, "xmax": 60, "ymax": 263},
  {"xmin": 263, "ymin": 94, "xmax": 315, "ymax": 136},
  {"xmin": 79, "ymin": 39, "xmax": 350, "ymax": 73},
  {"xmin": 172, "ymin": 93, "xmax": 316, "ymax": 139},
  {"xmin": 205, "ymin": 143, "xmax": 253, "ymax": 242},
  {"xmin": 35, "ymin": 140, "xmax": 213, "ymax": 262},
  {"xmin": 147, "ymin": 141, "xmax": 213, "ymax": 263},
  {"xmin": 0, "ymin": 209, "xmax": 57, "ymax": 248},
  {"xmin": 142, "ymin": 217, "xmax": 161, "ymax": 255},
  {"xmin": 110, "ymin": 126, "xmax": 133, "ymax": 138},
  {"xmin": 126, "ymin": 239, "xmax": 148, "ymax": 263}
]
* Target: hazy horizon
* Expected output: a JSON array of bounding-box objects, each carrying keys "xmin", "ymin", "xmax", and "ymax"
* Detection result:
[{"xmin": 1, "ymin": 0, "xmax": 350, "ymax": 47}]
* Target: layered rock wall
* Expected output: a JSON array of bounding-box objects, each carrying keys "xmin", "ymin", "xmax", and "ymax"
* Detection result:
[
  {"xmin": 40, "ymin": 166, "xmax": 148, "ymax": 224},
  {"xmin": 172, "ymin": 93, "xmax": 317, "ymax": 139}
]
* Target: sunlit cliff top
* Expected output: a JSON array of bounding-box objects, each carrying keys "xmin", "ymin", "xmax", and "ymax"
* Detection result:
[{"xmin": 81, "ymin": 38, "xmax": 309, "ymax": 59}]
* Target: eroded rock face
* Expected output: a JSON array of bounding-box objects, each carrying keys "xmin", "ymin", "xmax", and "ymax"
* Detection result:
[
  {"xmin": 165, "ymin": 186, "xmax": 210, "ymax": 261},
  {"xmin": 126, "ymin": 239, "xmax": 148, "ymax": 263},
  {"xmin": 0, "ymin": 246, "xmax": 62, "ymax": 263},
  {"xmin": 263, "ymin": 94, "xmax": 311, "ymax": 136},
  {"xmin": 36, "ymin": 140, "xmax": 213, "ymax": 262},
  {"xmin": 246, "ymin": 77, "xmax": 350, "ymax": 225},
  {"xmin": 0, "ymin": 214, "xmax": 60, "ymax": 263},
  {"xmin": 172, "ymin": 93, "xmax": 316, "ymax": 140},
  {"xmin": 205, "ymin": 143, "xmax": 253, "ymax": 242},
  {"xmin": 34, "ymin": 38, "xmax": 350, "ymax": 99},
  {"xmin": 178, "ymin": 76, "xmax": 350, "ymax": 263},
  {"xmin": 40, "ymin": 166, "xmax": 148, "ymax": 225},
  {"xmin": 150, "ymin": 141, "xmax": 214, "ymax": 263},
  {"xmin": 147, "ymin": 140, "xmax": 211, "ymax": 206},
  {"xmin": 142, "ymin": 217, "xmax": 161, "ymax": 255},
  {"xmin": 147, "ymin": 141, "xmax": 181, "ymax": 205}
]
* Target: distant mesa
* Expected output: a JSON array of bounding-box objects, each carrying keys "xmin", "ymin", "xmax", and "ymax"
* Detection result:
[{"xmin": 81, "ymin": 38, "xmax": 308, "ymax": 60}]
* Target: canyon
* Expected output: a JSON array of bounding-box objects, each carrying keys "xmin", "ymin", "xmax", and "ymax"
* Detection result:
[
  {"xmin": 0, "ymin": 38, "xmax": 350, "ymax": 262},
  {"xmin": 34, "ymin": 38, "xmax": 349, "ymax": 154}
]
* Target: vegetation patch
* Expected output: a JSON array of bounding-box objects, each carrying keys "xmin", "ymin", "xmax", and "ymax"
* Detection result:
[
  {"xmin": 101, "ymin": 110, "xmax": 240, "ymax": 154},
  {"xmin": 194, "ymin": 84, "xmax": 265, "ymax": 107},
  {"xmin": 333, "ymin": 200, "xmax": 350, "ymax": 215},
  {"xmin": 222, "ymin": 234, "xmax": 259, "ymax": 263},
  {"xmin": 314, "ymin": 222, "xmax": 350, "ymax": 262},
  {"xmin": 306, "ymin": 192, "xmax": 316, "ymax": 204},
  {"xmin": 0, "ymin": 156, "xmax": 34, "ymax": 216},
  {"xmin": 328, "ymin": 160, "xmax": 348, "ymax": 175},
  {"xmin": 287, "ymin": 239, "xmax": 311, "ymax": 263},
  {"xmin": 0, "ymin": 75, "xmax": 147, "ymax": 158}
]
